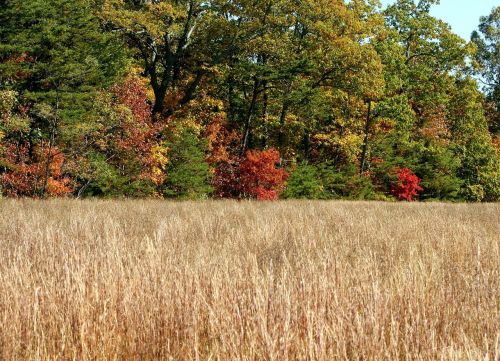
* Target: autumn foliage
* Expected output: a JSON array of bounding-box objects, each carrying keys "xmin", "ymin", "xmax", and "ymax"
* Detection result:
[
  {"xmin": 1, "ymin": 0, "xmax": 499, "ymax": 201},
  {"xmin": 240, "ymin": 149, "xmax": 289, "ymax": 200},
  {"xmin": 109, "ymin": 76, "xmax": 167, "ymax": 186},
  {"xmin": 391, "ymin": 168, "xmax": 423, "ymax": 201},
  {"xmin": 0, "ymin": 143, "xmax": 72, "ymax": 197},
  {"xmin": 214, "ymin": 148, "xmax": 288, "ymax": 200}
]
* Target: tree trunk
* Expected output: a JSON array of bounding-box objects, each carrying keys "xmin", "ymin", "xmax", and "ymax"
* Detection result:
[
  {"xmin": 360, "ymin": 100, "xmax": 372, "ymax": 174},
  {"xmin": 277, "ymin": 102, "xmax": 288, "ymax": 148},
  {"xmin": 260, "ymin": 80, "xmax": 268, "ymax": 148},
  {"xmin": 40, "ymin": 97, "xmax": 58, "ymax": 198},
  {"xmin": 152, "ymin": 84, "xmax": 168, "ymax": 115},
  {"xmin": 303, "ymin": 130, "xmax": 310, "ymax": 161},
  {"xmin": 241, "ymin": 78, "xmax": 260, "ymax": 155}
]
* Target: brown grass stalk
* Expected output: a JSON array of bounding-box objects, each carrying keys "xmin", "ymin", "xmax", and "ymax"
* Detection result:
[{"xmin": 0, "ymin": 200, "xmax": 498, "ymax": 360}]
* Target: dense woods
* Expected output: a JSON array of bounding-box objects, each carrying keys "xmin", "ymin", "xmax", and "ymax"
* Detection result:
[{"xmin": 0, "ymin": 0, "xmax": 499, "ymax": 201}]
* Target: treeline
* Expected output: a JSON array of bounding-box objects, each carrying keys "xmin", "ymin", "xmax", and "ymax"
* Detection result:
[{"xmin": 0, "ymin": 0, "xmax": 498, "ymax": 201}]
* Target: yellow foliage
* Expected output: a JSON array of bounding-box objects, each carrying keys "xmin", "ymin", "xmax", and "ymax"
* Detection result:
[
  {"xmin": 151, "ymin": 144, "xmax": 169, "ymax": 185},
  {"xmin": 314, "ymin": 132, "xmax": 363, "ymax": 163}
]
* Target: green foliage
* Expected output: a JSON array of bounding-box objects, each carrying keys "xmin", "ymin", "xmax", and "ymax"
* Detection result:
[
  {"xmin": 0, "ymin": 0, "xmax": 129, "ymax": 197},
  {"xmin": 283, "ymin": 163, "xmax": 326, "ymax": 199},
  {"xmin": 455, "ymin": 136, "xmax": 500, "ymax": 202},
  {"xmin": 80, "ymin": 153, "xmax": 155, "ymax": 197},
  {"xmin": 163, "ymin": 130, "xmax": 213, "ymax": 200},
  {"xmin": 471, "ymin": 6, "xmax": 500, "ymax": 135},
  {"xmin": 320, "ymin": 164, "xmax": 383, "ymax": 200},
  {"xmin": 0, "ymin": 0, "xmax": 498, "ymax": 201},
  {"xmin": 100, "ymin": 0, "xmax": 218, "ymax": 114},
  {"xmin": 0, "ymin": 0, "xmax": 127, "ymax": 117},
  {"xmin": 414, "ymin": 145, "xmax": 462, "ymax": 201},
  {"xmin": 284, "ymin": 162, "xmax": 384, "ymax": 200},
  {"xmin": 371, "ymin": 135, "xmax": 463, "ymax": 201},
  {"xmin": 448, "ymin": 79, "xmax": 500, "ymax": 202}
]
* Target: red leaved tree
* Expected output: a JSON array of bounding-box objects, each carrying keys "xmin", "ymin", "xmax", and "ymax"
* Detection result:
[
  {"xmin": 212, "ymin": 158, "xmax": 241, "ymax": 199},
  {"xmin": 391, "ymin": 168, "xmax": 423, "ymax": 201},
  {"xmin": 110, "ymin": 76, "xmax": 167, "ymax": 185},
  {"xmin": 239, "ymin": 149, "xmax": 289, "ymax": 200},
  {"xmin": 213, "ymin": 148, "xmax": 288, "ymax": 200},
  {"xmin": 1, "ymin": 143, "xmax": 72, "ymax": 197}
]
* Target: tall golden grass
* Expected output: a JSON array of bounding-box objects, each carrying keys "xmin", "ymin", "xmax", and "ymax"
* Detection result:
[{"xmin": 0, "ymin": 200, "xmax": 498, "ymax": 360}]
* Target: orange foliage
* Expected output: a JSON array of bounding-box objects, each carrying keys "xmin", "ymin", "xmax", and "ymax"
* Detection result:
[
  {"xmin": 213, "ymin": 148, "xmax": 288, "ymax": 200},
  {"xmin": 420, "ymin": 104, "xmax": 450, "ymax": 141},
  {"xmin": 1, "ymin": 142, "xmax": 72, "ymax": 197},
  {"xmin": 110, "ymin": 76, "xmax": 167, "ymax": 185},
  {"xmin": 204, "ymin": 115, "xmax": 240, "ymax": 164}
]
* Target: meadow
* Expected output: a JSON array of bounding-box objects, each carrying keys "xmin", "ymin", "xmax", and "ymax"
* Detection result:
[{"xmin": 0, "ymin": 200, "xmax": 498, "ymax": 360}]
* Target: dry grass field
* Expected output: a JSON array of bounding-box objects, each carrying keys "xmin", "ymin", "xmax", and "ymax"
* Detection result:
[{"xmin": 0, "ymin": 200, "xmax": 498, "ymax": 360}]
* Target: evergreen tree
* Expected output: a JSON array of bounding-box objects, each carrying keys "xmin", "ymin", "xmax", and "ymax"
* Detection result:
[
  {"xmin": 283, "ymin": 163, "xmax": 326, "ymax": 199},
  {"xmin": 0, "ymin": 0, "xmax": 127, "ymax": 197},
  {"xmin": 163, "ymin": 130, "xmax": 213, "ymax": 199},
  {"xmin": 471, "ymin": 6, "xmax": 500, "ymax": 135}
]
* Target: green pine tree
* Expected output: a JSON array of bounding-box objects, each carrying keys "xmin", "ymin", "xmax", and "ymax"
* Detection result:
[
  {"xmin": 0, "ymin": 0, "xmax": 128, "ymax": 196},
  {"xmin": 283, "ymin": 162, "xmax": 326, "ymax": 199},
  {"xmin": 163, "ymin": 130, "xmax": 213, "ymax": 200}
]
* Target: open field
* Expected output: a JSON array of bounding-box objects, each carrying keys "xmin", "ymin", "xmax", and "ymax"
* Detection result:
[{"xmin": 0, "ymin": 200, "xmax": 499, "ymax": 360}]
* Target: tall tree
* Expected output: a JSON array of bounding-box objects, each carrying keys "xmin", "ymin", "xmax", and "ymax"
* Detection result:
[
  {"xmin": 100, "ymin": 0, "xmax": 223, "ymax": 115},
  {"xmin": 0, "ymin": 0, "xmax": 127, "ymax": 197},
  {"xmin": 471, "ymin": 6, "xmax": 500, "ymax": 135},
  {"xmin": 369, "ymin": 0, "xmax": 499, "ymax": 201},
  {"xmin": 219, "ymin": 0, "xmax": 385, "ymax": 161}
]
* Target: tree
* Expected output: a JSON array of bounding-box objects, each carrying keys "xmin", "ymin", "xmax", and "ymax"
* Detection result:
[
  {"xmin": 217, "ymin": 0, "xmax": 385, "ymax": 164},
  {"xmin": 213, "ymin": 148, "xmax": 288, "ymax": 200},
  {"xmin": 471, "ymin": 6, "xmax": 500, "ymax": 135},
  {"xmin": 391, "ymin": 168, "xmax": 423, "ymax": 201},
  {"xmin": 1, "ymin": 0, "xmax": 498, "ymax": 201},
  {"xmin": 448, "ymin": 79, "xmax": 500, "ymax": 202},
  {"xmin": 69, "ymin": 75, "xmax": 167, "ymax": 197},
  {"xmin": 239, "ymin": 148, "xmax": 288, "ymax": 200},
  {"xmin": 100, "ymin": 0, "xmax": 222, "ymax": 115},
  {"xmin": 0, "ymin": 90, "xmax": 73, "ymax": 197},
  {"xmin": 381, "ymin": 0, "xmax": 468, "ymax": 129},
  {"xmin": 0, "ymin": 0, "xmax": 127, "ymax": 197},
  {"xmin": 282, "ymin": 162, "xmax": 326, "ymax": 199},
  {"xmin": 163, "ymin": 129, "xmax": 213, "ymax": 199},
  {"xmin": 367, "ymin": 0, "xmax": 495, "ymax": 201}
]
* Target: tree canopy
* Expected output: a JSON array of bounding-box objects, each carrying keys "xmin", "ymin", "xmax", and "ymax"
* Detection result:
[{"xmin": 1, "ymin": 0, "xmax": 498, "ymax": 201}]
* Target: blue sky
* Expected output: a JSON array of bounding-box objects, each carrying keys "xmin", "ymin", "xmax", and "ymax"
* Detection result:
[{"xmin": 380, "ymin": 0, "xmax": 499, "ymax": 40}]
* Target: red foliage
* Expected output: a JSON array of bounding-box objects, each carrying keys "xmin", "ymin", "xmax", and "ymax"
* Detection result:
[
  {"xmin": 391, "ymin": 168, "xmax": 423, "ymax": 201},
  {"xmin": 112, "ymin": 76, "xmax": 151, "ymax": 124},
  {"xmin": 240, "ymin": 149, "xmax": 289, "ymax": 200},
  {"xmin": 213, "ymin": 158, "xmax": 241, "ymax": 199},
  {"xmin": 213, "ymin": 148, "xmax": 288, "ymax": 200},
  {"xmin": 1, "ymin": 142, "xmax": 72, "ymax": 197},
  {"xmin": 204, "ymin": 115, "xmax": 240, "ymax": 165},
  {"xmin": 110, "ymin": 76, "xmax": 166, "ymax": 185}
]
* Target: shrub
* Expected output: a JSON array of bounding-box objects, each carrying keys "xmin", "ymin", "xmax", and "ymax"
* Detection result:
[
  {"xmin": 213, "ymin": 148, "xmax": 288, "ymax": 200},
  {"xmin": 212, "ymin": 158, "xmax": 241, "ymax": 199},
  {"xmin": 163, "ymin": 130, "xmax": 213, "ymax": 200},
  {"xmin": 1, "ymin": 143, "xmax": 72, "ymax": 198},
  {"xmin": 283, "ymin": 162, "xmax": 326, "ymax": 199},
  {"xmin": 391, "ymin": 168, "xmax": 423, "ymax": 201},
  {"xmin": 79, "ymin": 153, "xmax": 155, "ymax": 197},
  {"xmin": 318, "ymin": 163, "xmax": 382, "ymax": 200},
  {"xmin": 239, "ymin": 148, "xmax": 289, "ymax": 200}
]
